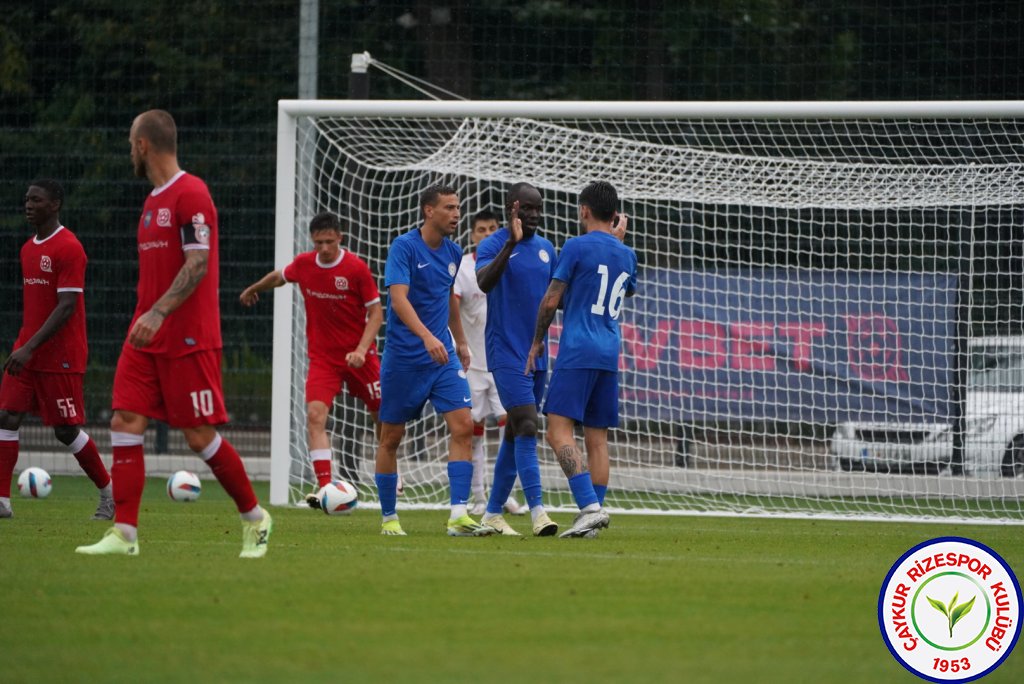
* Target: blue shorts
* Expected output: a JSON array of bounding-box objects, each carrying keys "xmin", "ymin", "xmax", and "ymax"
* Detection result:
[
  {"xmin": 543, "ymin": 368, "xmax": 619, "ymax": 428},
  {"xmin": 379, "ymin": 358, "xmax": 472, "ymax": 424},
  {"xmin": 492, "ymin": 367, "xmax": 546, "ymax": 411}
]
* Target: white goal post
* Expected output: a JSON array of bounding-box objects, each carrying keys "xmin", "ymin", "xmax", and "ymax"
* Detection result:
[{"xmin": 272, "ymin": 99, "xmax": 1024, "ymax": 523}]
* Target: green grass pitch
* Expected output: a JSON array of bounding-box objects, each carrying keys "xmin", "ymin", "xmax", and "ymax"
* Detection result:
[{"xmin": 1, "ymin": 476, "xmax": 1021, "ymax": 684}]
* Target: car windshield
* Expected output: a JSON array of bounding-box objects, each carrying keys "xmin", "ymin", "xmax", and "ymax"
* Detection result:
[{"xmin": 969, "ymin": 349, "xmax": 1024, "ymax": 392}]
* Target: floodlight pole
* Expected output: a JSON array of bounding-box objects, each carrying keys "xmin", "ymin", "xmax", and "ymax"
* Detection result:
[
  {"xmin": 298, "ymin": 0, "xmax": 319, "ymax": 99},
  {"xmin": 350, "ymin": 51, "xmax": 371, "ymax": 99}
]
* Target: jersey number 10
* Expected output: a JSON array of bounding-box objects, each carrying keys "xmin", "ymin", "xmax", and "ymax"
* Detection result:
[{"xmin": 590, "ymin": 264, "xmax": 630, "ymax": 319}]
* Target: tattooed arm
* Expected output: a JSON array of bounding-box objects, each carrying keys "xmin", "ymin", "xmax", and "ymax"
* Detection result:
[
  {"xmin": 524, "ymin": 279, "xmax": 567, "ymax": 374},
  {"xmin": 128, "ymin": 249, "xmax": 209, "ymax": 348}
]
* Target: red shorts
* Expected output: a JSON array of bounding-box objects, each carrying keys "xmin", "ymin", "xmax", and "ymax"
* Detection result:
[
  {"xmin": 0, "ymin": 369, "xmax": 86, "ymax": 426},
  {"xmin": 305, "ymin": 353, "xmax": 381, "ymax": 412},
  {"xmin": 112, "ymin": 346, "xmax": 228, "ymax": 428}
]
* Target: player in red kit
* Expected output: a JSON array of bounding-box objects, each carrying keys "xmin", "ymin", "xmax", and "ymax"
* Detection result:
[
  {"xmin": 76, "ymin": 109, "xmax": 272, "ymax": 557},
  {"xmin": 240, "ymin": 212, "xmax": 386, "ymax": 507},
  {"xmin": 0, "ymin": 180, "xmax": 113, "ymax": 520}
]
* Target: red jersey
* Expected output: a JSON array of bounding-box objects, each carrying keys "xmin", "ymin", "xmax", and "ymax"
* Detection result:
[
  {"xmin": 282, "ymin": 250, "xmax": 380, "ymax": 361},
  {"xmin": 130, "ymin": 171, "xmax": 221, "ymax": 357},
  {"xmin": 15, "ymin": 226, "xmax": 88, "ymax": 373}
]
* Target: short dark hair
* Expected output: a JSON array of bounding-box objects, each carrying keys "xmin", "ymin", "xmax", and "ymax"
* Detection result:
[
  {"xmin": 471, "ymin": 209, "xmax": 498, "ymax": 226},
  {"xmin": 505, "ymin": 182, "xmax": 538, "ymax": 208},
  {"xmin": 135, "ymin": 109, "xmax": 177, "ymax": 153},
  {"xmin": 309, "ymin": 211, "xmax": 342, "ymax": 234},
  {"xmin": 29, "ymin": 178, "xmax": 65, "ymax": 210},
  {"xmin": 579, "ymin": 181, "xmax": 618, "ymax": 222},
  {"xmin": 420, "ymin": 183, "xmax": 458, "ymax": 216}
]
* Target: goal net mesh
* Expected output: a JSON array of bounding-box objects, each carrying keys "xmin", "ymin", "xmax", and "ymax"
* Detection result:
[{"xmin": 278, "ymin": 110, "xmax": 1024, "ymax": 523}]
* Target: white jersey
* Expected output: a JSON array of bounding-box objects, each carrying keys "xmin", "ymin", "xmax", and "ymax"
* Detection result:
[{"xmin": 453, "ymin": 252, "xmax": 488, "ymax": 371}]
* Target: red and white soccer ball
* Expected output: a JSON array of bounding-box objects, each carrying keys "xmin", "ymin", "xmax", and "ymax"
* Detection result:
[
  {"xmin": 18, "ymin": 467, "xmax": 52, "ymax": 498},
  {"xmin": 318, "ymin": 480, "xmax": 358, "ymax": 515},
  {"xmin": 166, "ymin": 470, "xmax": 202, "ymax": 502}
]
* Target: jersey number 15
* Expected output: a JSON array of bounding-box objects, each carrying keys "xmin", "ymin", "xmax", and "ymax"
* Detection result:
[{"xmin": 590, "ymin": 264, "xmax": 630, "ymax": 319}]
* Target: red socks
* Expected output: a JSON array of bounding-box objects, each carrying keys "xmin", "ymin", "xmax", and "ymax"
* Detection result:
[
  {"xmin": 111, "ymin": 442, "xmax": 146, "ymax": 526},
  {"xmin": 0, "ymin": 437, "xmax": 18, "ymax": 497},
  {"xmin": 205, "ymin": 437, "xmax": 259, "ymax": 514},
  {"xmin": 72, "ymin": 435, "xmax": 111, "ymax": 489}
]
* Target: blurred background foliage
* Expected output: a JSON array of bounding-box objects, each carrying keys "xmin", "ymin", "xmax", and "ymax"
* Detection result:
[{"xmin": 1, "ymin": 0, "xmax": 1021, "ymax": 432}]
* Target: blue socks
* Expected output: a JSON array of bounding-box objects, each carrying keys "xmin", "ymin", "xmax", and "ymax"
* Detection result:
[
  {"xmin": 448, "ymin": 460, "xmax": 473, "ymax": 506},
  {"xmin": 567, "ymin": 472, "xmax": 599, "ymax": 510},
  {"xmin": 375, "ymin": 472, "xmax": 398, "ymax": 517},
  {"xmin": 593, "ymin": 484, "xmax": 607, "ymax": 506},
  {"xmin": 486, "ymin": 438, "xmax": 517, "ymax": 515},
  {"xmin": 514, "ymin": 435, "xmax": 543, "ymax": 509}
]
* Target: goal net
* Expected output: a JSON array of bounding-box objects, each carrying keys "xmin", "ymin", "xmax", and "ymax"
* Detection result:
[{"xmin": 271, "ymin": 100, "xmax": 1024, "ymax": 523}]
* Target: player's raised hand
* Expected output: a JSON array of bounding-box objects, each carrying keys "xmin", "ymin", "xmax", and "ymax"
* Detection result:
[
  {"xmin": 239, "ymin": 287, "xmax": 260, "ymax": 307},
  {"xmin": 508, "ymin": 200, "xmax": 523, "ymax": 243},
  {"xmin": 422, "ymin": 334, "xmax": 449, "ymax": 365},
  {"xmin": 611, "ymin": 212, "xmax": 629, "ymax": 241},
  {"xmin": 128, "ymin": 309, "xmax": 165, "ymax": 348},
  {"xmin": 345, "ymin": 349, "xmax": 366, "ymax": 368}
]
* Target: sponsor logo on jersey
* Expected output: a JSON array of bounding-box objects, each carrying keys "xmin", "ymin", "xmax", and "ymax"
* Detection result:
[
  {"xmin": 143, "ymin": 210, "xmax": 153, "ymax": 228},
  {"xmin": 139, "ymin": 240, "xmax": 170, "ymax": 252},
  {"xmin": 23, "ymin": 277, "xmax": 50, "ymax": 286},
  {"xmin": 184, "ymin": 337, "xmax": 196, "ymax": 346},
  {"xmin": 40, "ymin": 255, "xmax": 52, "ymax": 273},
  {"xmin": 192, "ymin": 213, "xmax": 211, "ymax": 245},
  {"xmin": 157, "ymin": 208, "xmax": 172, "ymax": 227},
  {"xmin": 539, "ymin": 249, "xmax": 550, "ymax": 263},
  {"xmin": 335, "ymin": 276, "xmax": 349, "ymax": 291},
  {"xmin": 304, "ymin": 289, "xmax": 347, "ymax": 301},
  {"xmin": 448, "ymin": 262, "xmax": 457, "ymax": 277}
]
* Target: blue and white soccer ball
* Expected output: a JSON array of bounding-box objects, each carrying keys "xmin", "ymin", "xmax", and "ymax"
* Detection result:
[
  {"xmin": 318, "ymin": 480, "xmax": 358, "ymax": 515},
  {"xmin": 18, "ymin": 467, "xmax": 52, "ymax": 498},
  {"xmin": 166, "ymin": 470, "xmax": 202, "ymax": 502}
]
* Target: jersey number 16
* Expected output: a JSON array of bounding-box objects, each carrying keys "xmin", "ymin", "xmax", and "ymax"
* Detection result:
[{"xmin": 590, "ymin": 264, "xmax": 630, "ymax": 319}]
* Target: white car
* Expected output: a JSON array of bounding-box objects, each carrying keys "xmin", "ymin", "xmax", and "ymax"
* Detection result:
[{"xmin": 830, "ymin": 337, "xmax": 1024, "ymax": 477}]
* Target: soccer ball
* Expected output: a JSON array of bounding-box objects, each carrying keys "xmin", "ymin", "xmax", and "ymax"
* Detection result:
[
  {"xmin": 166, "ymin": 470, "xmax": 202, "ymax": 502},
  {"xmin": 18, "ymin": 467, "xmax": 52, "ymax": 498},
  {"xmin": 317, "ymin": 480, "xmax": 358, "ymax": 515}
]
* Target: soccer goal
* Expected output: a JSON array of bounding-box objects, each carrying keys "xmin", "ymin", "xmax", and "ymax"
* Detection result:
[{"xmin": 271, "ymin": 99, "xmax": 1024, "ymax": 523}]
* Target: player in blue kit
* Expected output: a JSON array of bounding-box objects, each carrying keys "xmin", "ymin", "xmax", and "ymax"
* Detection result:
[
  {"xmin": 526, "ymin": 181, "xmax": 637, "ymax": 538},
  {"xmin": 475, "ymin": 183, "xmax": 559, "ymax": 536},
  {"xmin": 375, "ymin": 183, "xmax": 496, "ymax": 537}
]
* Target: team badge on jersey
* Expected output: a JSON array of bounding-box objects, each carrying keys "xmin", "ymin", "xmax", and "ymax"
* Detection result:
[
  {"xmin": 39, "ymin": 255, "xmax": 52, "ymax": 273},
  {"xmin": 539, "ymin": 249, "xmax": 550, "ymax": 263},
  {"xmin": 448, "ymin": 262, "xmax": 456, "ymax": 277},
  {"xmin": 143, "ymin": 210, "xmax": 153, "ymax": 228},
  {"xmin": 157, "ymin": 208, "xmax": 172, "ymax": 227},
  {"xmin": 192, "ymin": 213, "xmax": 211, "ymax": 245},
  {"xmin": 335, "ymin": 276, "xmax": 349, "ymax": 291}
]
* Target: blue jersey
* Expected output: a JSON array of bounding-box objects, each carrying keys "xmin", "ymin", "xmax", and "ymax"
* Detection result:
[
  {"xmin": 383, "ymin": 227, "xmax": 462, "ymax": 369},
  {"xmin": 476, "ymin": 228, "xmax": 558, "ymax": 372},
  {"xmin": 551, "ymin": 231, "xmax": 638, "ymax": 371}
]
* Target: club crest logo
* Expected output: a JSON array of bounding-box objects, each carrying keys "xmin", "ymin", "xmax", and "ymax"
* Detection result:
[
  {"xmin": 879, "ymin": 537, "xmax": 1021, "ymax": 682},
  {"xmin": 192, "ymin": 213, "xmax": 210, "ymax": 245},
  {"xmin": 39, "ymin": 255, "xmax": 52, "ymax": 273},
  {"xmin": 847, "ymin": 313, "xmax": 909, "ymax": 383},
  {"xmin": 143, "ymin": 210, "xmax": 153, "ymax": 228},
  {"xmin": 335, "ymin": 276, "xmax": 349, "ymax": 291},
  {"xmin": 538, "ymin": 249, "xmax": 550, "ymax": 263},
  {"xmin": 156, "ymin": 208, "xmax": 172, "ymax": 227},
  {"xmin": 448, "ymin": 262, "xmax": 456, "ymax": 277}
]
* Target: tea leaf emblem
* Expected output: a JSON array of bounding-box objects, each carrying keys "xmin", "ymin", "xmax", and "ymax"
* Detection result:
[{"xmin": 927, "ymin": 591, "xmax": 976, "ymax": 638}]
